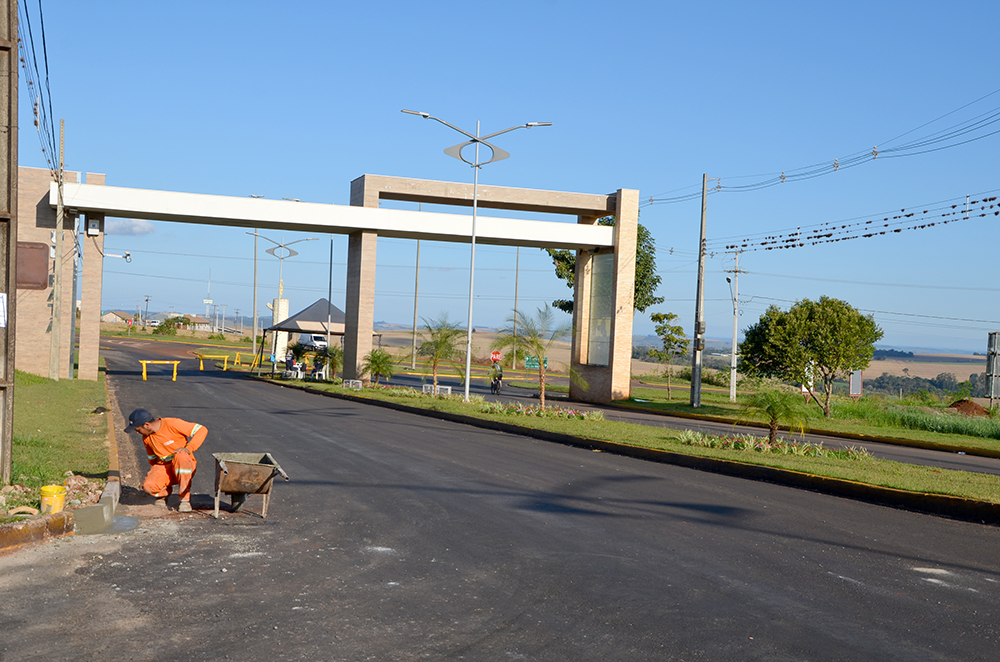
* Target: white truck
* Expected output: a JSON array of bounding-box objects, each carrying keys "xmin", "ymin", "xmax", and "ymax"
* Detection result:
[{"xmin": 298, "ymin": 333, "xmax": 329, "ymax": 350}]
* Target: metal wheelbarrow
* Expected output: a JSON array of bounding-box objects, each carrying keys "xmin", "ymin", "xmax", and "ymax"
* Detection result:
[{"xmin": 212, "ymin": 452, "xmax": 289, "ymax": 519}]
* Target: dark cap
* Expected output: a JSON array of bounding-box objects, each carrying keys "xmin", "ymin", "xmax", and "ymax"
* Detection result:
[{"xmin": 125, "ymin": 408, "xmax": 155, "ymax": 432}]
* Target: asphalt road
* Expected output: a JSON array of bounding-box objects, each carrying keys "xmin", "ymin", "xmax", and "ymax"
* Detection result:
[{"xmin": 1, "ymin": 337, "xmax": 999, "ymax": 661}]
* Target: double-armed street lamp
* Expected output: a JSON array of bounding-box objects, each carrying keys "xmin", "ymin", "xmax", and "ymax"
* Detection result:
[{"xmin": 402, "ymin": 109, "xmax": 552, "ymax": 401}]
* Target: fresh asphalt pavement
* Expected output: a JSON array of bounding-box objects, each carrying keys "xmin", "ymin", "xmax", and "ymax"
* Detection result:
[{"xmin": 1, "ymin": 337, "xmax": 999, "ymax": 661}]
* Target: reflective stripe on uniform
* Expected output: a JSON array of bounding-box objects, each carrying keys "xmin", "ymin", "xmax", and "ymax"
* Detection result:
[
  {"xmin": 188, "ymin": 424, "xmax": 202, "ymax": 441},
  {"xmin": 176, "ymin": 468, "xmax": 194, "ymax": 474}
]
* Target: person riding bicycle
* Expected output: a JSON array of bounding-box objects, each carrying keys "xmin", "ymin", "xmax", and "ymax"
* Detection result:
[{"xmin": 488, "ymin": 360, "xmax": 503, "ymax": 394}]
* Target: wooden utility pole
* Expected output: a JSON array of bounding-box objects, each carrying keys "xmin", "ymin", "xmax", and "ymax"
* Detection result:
[
  {"xmin": 725, "ymin": 251, "xmax": 745, "ymax": 402},
  {"xmin": 49, "ymin": 121, "xmax": 64, "ymax": 380},
  {"xmin": 1, "ymin": 0, "xmax": 19, "ymax": 483},
  {"xmin": 690, "ymin": 174, "xmax": 708, "ymax": 407}
]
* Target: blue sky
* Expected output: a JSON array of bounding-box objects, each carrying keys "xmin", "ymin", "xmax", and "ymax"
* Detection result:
[{"xmin": 18, "ymin": 1, "xmax": 1000, "ymax": 352}]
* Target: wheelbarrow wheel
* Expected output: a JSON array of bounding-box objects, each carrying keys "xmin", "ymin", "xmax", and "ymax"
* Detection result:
[{"xmin": 229, "ymin": 493, "xmax": 247, "ymax": 512}]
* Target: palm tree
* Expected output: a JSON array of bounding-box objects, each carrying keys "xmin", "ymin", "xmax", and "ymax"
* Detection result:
[
  {"xmin": 315, "ymin": 344, "xmax": 343, "ymax": 380},
  {"xmin": 361, "ymin": 348, "xmax": 395, "ymax": 385},
  {"xmin": 419, "ymin": 314, "xmax": 463, "ymax": 390},
  {"xmin": 740, "ymin": 387, "xmax": 807, "ymax": 443},
  {"xmin": 491, "ymin": 304, "xmax": 569, "ymax": 410}
]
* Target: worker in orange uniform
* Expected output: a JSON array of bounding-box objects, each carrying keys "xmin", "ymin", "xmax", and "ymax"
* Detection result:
[{"xmin": 125, "ymin": 408, "xmax": 208, "ymax": 513}]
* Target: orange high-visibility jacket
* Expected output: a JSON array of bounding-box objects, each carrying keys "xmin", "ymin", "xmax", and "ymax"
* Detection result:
[{"xmin": 141, "ymin": 418, "xmax": 208, "ymax": 465}]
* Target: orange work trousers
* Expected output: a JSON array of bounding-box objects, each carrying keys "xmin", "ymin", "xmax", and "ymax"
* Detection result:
[{"xmin": 143, "ymin": 452, "xmax": 197, "ymax": 501}]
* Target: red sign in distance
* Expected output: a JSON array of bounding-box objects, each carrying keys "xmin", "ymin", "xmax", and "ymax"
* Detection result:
[{"xmin": 490, "ymin": 350, "xmax": 502, "ymax": 362}]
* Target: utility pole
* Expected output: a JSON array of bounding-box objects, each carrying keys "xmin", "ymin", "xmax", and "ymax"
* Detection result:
[
  {"xmin": 725, "ymin": 251, "xmax": 744, "ymax": 402},
  {"xmin": 221, "ymin": 304, "xmax": 227, "ymax": 335},
  {"xmin": 49, "ymin": 120, "xmax": 65, "ymax": 380},
  {"xmin": 235, "ymin": 309, "xmax": 241, "ymax": 336},
  {"xmin": 411, "ymin": 239, "xmax": 420, "ymax": 370},
  {"xmin": 690, "ymin": 174, "xmax": 709, "ymax": 407},
  {"xmin": 512, "ymin": 247, "xmax": 519, "ymax": 370},
  {"xmin": 143, "ymin": 295, "xmax": 150, "ymax": 329},
  {"xmin": 1, "ymin": 0, "xmax": 19, "ymax": 484},
  {"xmin": 251, "ymin": 232, "xmax": 258, "ymax": 356}
]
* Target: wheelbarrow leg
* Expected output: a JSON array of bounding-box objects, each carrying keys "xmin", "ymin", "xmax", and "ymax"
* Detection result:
[
  {"xmin": 214, "ymin": 489, "xmax": 221, "ymax": 518},
  {"xmin": 262, "ymin": 492, "xmax": 270, "ymax": 519}
]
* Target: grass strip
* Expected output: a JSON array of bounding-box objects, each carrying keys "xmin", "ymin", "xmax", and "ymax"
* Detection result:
[
  {"xmin": 4, "ymin": 370, "xmax": 110, "ymax": 520},
  {"xmin": 624, "ymin": 387, "xmax": 1000, "ymax": 455},
  {"xmin": 267, "ymin": 378, "xmax": 1000, "ymax": 504}
]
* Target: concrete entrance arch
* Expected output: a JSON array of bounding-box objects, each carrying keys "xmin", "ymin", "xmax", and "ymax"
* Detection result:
[{"xmin": 20, "ymin": 168, "xmax": 638, "ymax": 403}]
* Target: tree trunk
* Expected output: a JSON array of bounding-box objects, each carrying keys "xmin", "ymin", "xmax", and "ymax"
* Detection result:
[
  {"xmin": 822, "ymin": 377, "xmax": 834, "ymax": 417},
  {"xmin": 769, "ymin": 419, "xmax": 779, "ymax": 443},
  {"xmin": 432, "ymin": 359, "xmax": 438, "ymax": 389},
  {"xmin": 666, "ymin": 364, "xmax": 672, "ymax": 400},
  {"xmin": 539, "ymin": 366, "xmax": 546, "ymax": 410}
]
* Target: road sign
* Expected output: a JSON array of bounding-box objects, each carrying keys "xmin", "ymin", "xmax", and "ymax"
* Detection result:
[
  {"xmin": 490, "ymin": 350, "xmax": 502, "ymax": 362},
  {"xmin": 524, "ymin": 356, "xmax": 547, "ymax": 370}
]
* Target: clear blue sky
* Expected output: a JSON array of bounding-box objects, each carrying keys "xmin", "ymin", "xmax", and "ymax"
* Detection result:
[{"xmin": 18, "ymin": 1, "xmax": 1000, "ymax": 353}]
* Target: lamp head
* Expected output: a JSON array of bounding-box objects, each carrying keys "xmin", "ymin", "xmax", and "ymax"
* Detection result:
[
  {"xmin": 526, "ymin": 122, "xmax": 553, "ymax": 127},
  {"xmin": 726, "ymin": 277, "xmax": 731, "ymax": 284},
  {"xmin": 402, "ymin": 109, "xmax": 430, "ymax": 118}
]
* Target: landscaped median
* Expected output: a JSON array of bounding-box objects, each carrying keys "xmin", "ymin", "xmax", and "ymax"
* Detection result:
[{"xmin": 254, "ymin": 376, "xmax": 1000, "ymax": 525}]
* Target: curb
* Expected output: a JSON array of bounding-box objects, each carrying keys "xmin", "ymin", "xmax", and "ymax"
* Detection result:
[
  {"xmin": 256, "ymin": 376, "xmax": 1000, "ymax": 526},
  {"xmin": 0, "ymin": 512, "xmax": 75, "ymax": 553},
  {"xmin": 0, "ymin": 377, "xmax": 123, "ymax": 553}
]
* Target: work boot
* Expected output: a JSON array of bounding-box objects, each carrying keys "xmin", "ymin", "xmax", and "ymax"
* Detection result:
[
  {"xmin": 178, "ymin": 501, "xmax": 192, "ymax": 513},
  {"xmin": 154, "ymin": 497, "xmax": 168, "ymax": 507}
]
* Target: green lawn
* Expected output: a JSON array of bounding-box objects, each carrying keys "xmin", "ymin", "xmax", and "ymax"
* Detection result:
[
  {"xmin": 4, "ymin": 370, "xmax": 110, "ymax": 519},
  {"xmin": 623, "ymin": 386, "xmax": 1000, "ymax": 455}
]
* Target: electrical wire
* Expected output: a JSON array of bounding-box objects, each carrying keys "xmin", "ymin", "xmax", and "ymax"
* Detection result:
[{"xmin": 646, "ymin": 88, "xmax": 1000, "ymax": 205}]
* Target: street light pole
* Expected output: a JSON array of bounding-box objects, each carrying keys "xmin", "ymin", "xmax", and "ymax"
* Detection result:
[{"xmin": 402, "ymin": 110, "xmax": 551, "ymax": 401}]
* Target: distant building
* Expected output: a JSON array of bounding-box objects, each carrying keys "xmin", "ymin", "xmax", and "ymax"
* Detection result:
[{"xmin": 101, "ymin": 311, "xmax": 134, "ymax": 325}]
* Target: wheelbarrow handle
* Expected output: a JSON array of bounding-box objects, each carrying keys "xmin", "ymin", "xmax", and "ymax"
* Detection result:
[
  {"xmin": 218, "ymin": 459, "xmax": 229, "ymax": 475},
  {"xmin": 270, "ymin": 466, "xmax": 290, "ymax": 481}
]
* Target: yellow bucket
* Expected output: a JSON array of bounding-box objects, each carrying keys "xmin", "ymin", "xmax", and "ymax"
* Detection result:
[{"xmin": 40, "ymin": 485, "xmax": 67, "ymax": 515}]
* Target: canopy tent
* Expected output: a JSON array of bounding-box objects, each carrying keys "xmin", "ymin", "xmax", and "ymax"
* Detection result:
[{"xmin": 266, "ymin": 298, "xmax": 346, "ymax": 335}]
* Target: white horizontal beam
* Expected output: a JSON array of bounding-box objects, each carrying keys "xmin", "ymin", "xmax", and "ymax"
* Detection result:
[{"xmin": 54, "ymin": 183, "xmax": 615, "ymax": 250}]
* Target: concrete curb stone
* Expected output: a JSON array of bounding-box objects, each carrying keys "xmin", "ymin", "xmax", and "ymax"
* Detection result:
[{"xmin": 258, "ymin": 376, "xmax": 1000, "ymax": 527}]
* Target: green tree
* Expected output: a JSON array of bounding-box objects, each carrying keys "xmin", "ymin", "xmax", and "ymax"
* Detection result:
[
  {"xmin": 648, "ymin": 311, "xmax": 688, "ymax": 400},
  {"xmin": 418, "ymin": 314, "xmax": 464, "ymax": 389},
  {"xmin": 287, "ymin": 342, "xmax": 309, "ymax": 364},
  {"xmin": 740, "ymin": 296, "xmax": 883, "ymax": 417},
  {"xmin": 314, "ymin": 344, "xmax": 343, "ymax": 379},
  {"xmin": 739, "ymin": 388, "xmax": 808, "ymax": 443},
  {"xmin": 491, "ymin": 304, "xmax": 570, "ymax": 410},
  {"xmin": 361, "ymin": 348, "xmax": 395, "ymax": 385},
  {"xmin": 544, "ymin": 217, "xmax": 663, "ymax": 314},
  {"xmin": 152, "ymin": 315, "xmax": 190, "ymax": 336}
]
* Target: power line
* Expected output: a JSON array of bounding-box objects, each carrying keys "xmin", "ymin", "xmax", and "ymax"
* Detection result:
[
  {"xmin": 745, "ymin": 295, "xmax": 1000, "ymax": 325},
  {"xmin": 710, "ymin": 193, "xmax": 998, "ymax": 253},
  {"xmin": 645, "ymin": 88, "xmax": 1000, "ymax": 205}
]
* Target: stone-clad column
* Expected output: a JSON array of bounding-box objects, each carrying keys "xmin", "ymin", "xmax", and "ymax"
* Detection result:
[
  {"xmin": 343, "ymin": 231, "xmax": 377, "ymax": 379},
  {"xmin": 569, "ymin": 190, "xmax": 638, "ymax": 403},
  {"xmin": 344, "ymin": 175, "xmax": 379, "ymax": 380},
  {"xmin": 607, "ymin": 189, "xmax": 638, "ymax": 400},
  {"xmin": 77, "ymin": 173, "xmax": 105, "ymax": 380}
]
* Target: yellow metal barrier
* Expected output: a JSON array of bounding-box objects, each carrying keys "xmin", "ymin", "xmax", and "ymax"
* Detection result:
[
  {"xmin": 139, "ymin": 360, "xmax": 180, "ymax": 381},
  {"xmin": 195, "ymin": 354, "xmax": 229, "ymax": 371}
]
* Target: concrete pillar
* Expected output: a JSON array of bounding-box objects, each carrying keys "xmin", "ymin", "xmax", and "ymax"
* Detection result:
[
  {"xmin": 343, "ymin": 231, "xmax": 376, "ymax": 379},
  {"xmin": 569, "ymin": 190, "xmax": 638, "ymax": 403},
  {"xmin": 345, "ymin": 175, "xmax": 379, "ymax": 381},
  {"xmin": 77, "ymin": 173, "xmax": 105, "ymax": 380}
]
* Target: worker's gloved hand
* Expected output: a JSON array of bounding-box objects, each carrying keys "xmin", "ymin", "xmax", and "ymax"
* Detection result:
[{"xmin": 178, "ymin": 447, "xmax": 191, "ymax": 455}]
